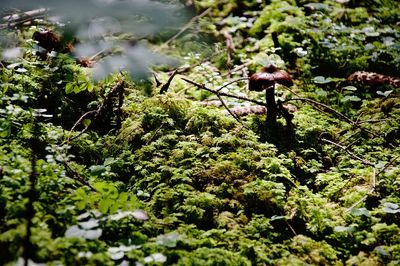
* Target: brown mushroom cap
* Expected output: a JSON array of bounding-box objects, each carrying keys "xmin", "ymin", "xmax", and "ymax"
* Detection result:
[{"xmin": 248, "ymin": 64, "xmax": 293, "ymax": 91}]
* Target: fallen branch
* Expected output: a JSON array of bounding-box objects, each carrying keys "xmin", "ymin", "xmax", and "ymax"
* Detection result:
[
  {"xmin": 160, "ymin": 70, "xmax": 178, "ymax": 94},
  {"xmin": 281, "ymin": 97, "xmax": 379, "ymax": 137},
  {"xmin": 221, "ymin": 62, "xmax": 252, "ymax": 78},
  {"xmin": 215, "ymin": 93, "xmax": 246, "ymax": 128},
  {"xmin": 348, "ymin": 71, "xmax": 400, "ymax": 88},
  {"xmin": 63, "ymin": 162, "xmax": 96, "ymax": 192},
  {"xmin": 217, "ymin": 77, "xmax": 248, "ymax": 92},
  {"xmin": 65, "ymin": 80, "xmax": 125, "ymax": 143},
  {"xmin": 1, "ymin": 8, "xmax": 48, "ymax": 29},
  {"xmin": 181, "ymin": 77, "xmax": 265, "ymax": 106},
  {"xmin": 345, "ymin": 154, "xmax": 400, "ymax": 211},
  {"xmin": 321, "ymin": 138, "xmax": 374, "ymax": 166},
  {"xmin": 320, "ymin": 138, "xmax": 378, "ymax": 212}
]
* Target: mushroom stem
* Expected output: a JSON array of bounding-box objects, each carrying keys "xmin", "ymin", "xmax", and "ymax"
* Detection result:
[{"xmin": 265, "ymin": 84, "xmax": 278, "ymax": 124}]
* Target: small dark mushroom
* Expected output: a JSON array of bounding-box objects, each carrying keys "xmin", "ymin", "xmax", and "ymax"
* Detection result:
[{"xmin": 249, "ymin": 64, "xmax": 293, "ymax": 124}]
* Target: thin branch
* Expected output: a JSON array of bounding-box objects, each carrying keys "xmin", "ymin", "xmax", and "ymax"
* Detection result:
[
  {"xmin": 182, "ymin": 77, "xmax": 253, "ymax": 126},
  {"xmin": 69, "ymin": 110, "xmax": 97, "ymax": 133},
  {"xmin": 375, "ymin": 154, "xmax": 400, "ymax": 177},
  {"xmin": 216, "ymin": 93, "xmax": 247, "ymax": 128},
  {"xmin": 65, "ymin": 80, "xmax": 125, "ymax": 143},
  {"xmin": 1, "ymin": 8, "xmax": 48, "ymax": 30},
  {"xmin": 282, "ymin": 97, "xmax": 378, "ymax": 137},
  {"xmin": 163, "ymin": 8, "xmax": 211, "ymax": 47},
  {"xmin": 181, "ymin": 77, "xmax": 265, "ymax": 106},
  {"xmin": 321, "ymin": 138, "xmax": 374, "ymax": 166},
  {"xmin": 356, "ymin": 119, "xmax": 390, "ymax": 124},
  {"xmin": 145, "ymin": 122, "xmax": 165, "ymax": 145},
  {"xmin": 221, "ymin": 62, "xmax": 251, "ymax": 78},
  {"xmin": 63, "ymin": 162, "xmax": 96, "ymax": 191},
  {"xmin": 216, "ymin": 77, "xmax": 248, "ymax": 92},
  {"xmin": 160, "ymin": 70, "xmax": 178, "ymax": 94},
  {"xmin": 345, "ymin": 154, "xmax": 400, "ymax": 212},
  {"xmin": 320, "ymin": 138, "xmax": 379, "ymax": 212}
]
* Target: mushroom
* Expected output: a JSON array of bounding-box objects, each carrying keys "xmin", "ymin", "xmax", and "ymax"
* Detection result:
[{"xmin": 248, "ymin": 64, "xmax": 293, "ymax": 124}]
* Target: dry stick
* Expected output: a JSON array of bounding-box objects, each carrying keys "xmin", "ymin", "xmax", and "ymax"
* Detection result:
[
  {"xmin": 2, "ymin": 8, "xmax": 47, "ymax": 21},
  {"xmin": 181, "ymin": 77, "xmax": 265, "ymax": 106},
  {"xmin": 221, "ymin": 62, "xmax": 252, "ymax": 78},
  {"xmin": 280, "ymin": 212, "xmax": 297, "ymax": 236},
  {"xmin": 145, "ymin": 122, "xmax": 165, "ymax": 145},
  {"xmin": 281, "ymin": 97, "xmax": 378, "ymax": 137},
  {"xmin": 375, "ymin": 154, "xmax": 400, "ymax": 177},
  {"xmin": 160, "ymin": 70, "xmax": 178, "ymax": 94},
  {"xmin": 356, "ymin": 119, "xmax": 390, "ymax": 124},
  {"xmin": 182, "ymin": 77, "xmax": 252, "ymax": 126},
  {"xmin": 1, "ymin": 8, "xmax": 48, "ymax": 29},
  {"xmin": 68, "ymin": 110, "xmax": 97, "ymax": 134},
  {"xmin": 65, "ymin": 80, "xmax": 124, "ymax": 143},
  {"xmin": 63, "ymin": 162, "xmax": 96, "ymax": 191},
  {"xmin": 167, "ymin": 51, "xmax": 220, "ymax": 75},
  {"xmin": 116, "ymin": 85, "xmax": 124, "ymax": 129},
  {"xmin": 321, "ymin": 138, "xmax": 374, "ymax": 166},
  {"xmin": 216, "ymin": 77, "xmax": 248, "ymax": 92},
  {"xmin": 345, "ymin": 168, "xmax": 377, "ymax": 213},
  {"xmin": 215, "ymin": 93, "xmax": 247, "ymax": 128},
  {"xmin": 320, "ymin": 138, "xmax": 377, "ymax": 212},
  {"xmin": 163, "ymin": 7, "xmax": 211, "ymax": 47}
]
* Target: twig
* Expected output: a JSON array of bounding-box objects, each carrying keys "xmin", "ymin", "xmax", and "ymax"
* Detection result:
[
  {"xmin": 181, "ymin": 77, "xmax": 252, "ymax": 126},
  {"xmin": 320, "ymin": 138, "xmax": 379, "ymax": 212},
  {"xmin": 181, "ymin": 77, "xmax": 265, "ymax": 106},
  {"xmin": 321, "ymin": 138, "xmax": 374, "ymax": 166},
  {"xmin": 167, "ymin": 51, "xmax": 219, "ymax": 75},
  {"xmin": 221, "ymin": 62, "xmax": 251, "ymax": 78},
  {"xmin": 145, "ymin": 122, "xmax": 165, "ymax": 145},
  {"xmin": 68, "ymin": 110, "xmax": 97, "ymax": 133},
  {"xmin": 63, "ymin": 162, "xmax": 96, "ymax": 191},
  {"xmin": 153, "ymin": 72, "xmax": 162, "ymax": 87},
  {"xmin": 116, "ymin": 84, "xmax": 124, "ymax": 129},
  {"xmin": 222, "ymin": 31, "xmax": 235, "ymax": 66},
  {"xmin": 216, "ymin": 94, "xmax": 247, "ymax": 128},
  {"xmin": 345, "ymin": 168, "xmax": 376, "ymax": 212},
  {"xmin": 65, "ymin": 80, "xmax": 125, "ymax": 143},
  {"xmin": 163, "ymin": 8, "xmax": 211, "ymax": 47},
  {"xmin": 281, "ymin": 97, "xmax": 378, "ymax": 137},
  {"xmin": 346, "ymin": 154, "xmax": 400, "ymax": 212},
  {"xmin": 216, "ymin": 77, "xmax": 248, "ymax": 92},
  {"xmin": 375, "ymin": 154, "xmax": 400, "ymax": 177},
  {"xmin": 160, "ymin": 70, "xmax": 178, "ymax": 94},
  {"xmin": 356, "ymin": 119, "xmax": 390, "ymax": 124},
  {"xmin": 1, "ymin": 8, "xmax": 48, "ymax": 30}
]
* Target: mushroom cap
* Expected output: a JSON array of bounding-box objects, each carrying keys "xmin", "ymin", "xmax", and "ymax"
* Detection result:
[{"xmin": 248, "ymin": 64, "xmax": 293, "ymax": 91}]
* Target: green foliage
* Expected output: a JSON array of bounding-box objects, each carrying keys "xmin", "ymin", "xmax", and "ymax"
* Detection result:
[{"xmin": 1, "ymin": 0, "xmax": 400, "ymax": 265}]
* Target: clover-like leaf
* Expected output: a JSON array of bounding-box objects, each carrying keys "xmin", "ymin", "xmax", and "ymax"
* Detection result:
[
  {"xmin": 350, "ymin": 208, "xmax": 370, "ymax": 217},
  {"xmin": 340, "ymin": 95, "xmax": 361, "ymax": 102},
  {"xmin": 342, "ymin": 86, "xmax": 357, "ymax": 91},
  {"xmin": 313, "ymin": 76, "xmax": 333, "ymax": 84},
  {"xmin": 382, "ymin": 202, "xmax": 400, "ymax": 214},
  {"xmin": 377, "ymin": 90, "xmax": 392, "ymax": 97}
]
